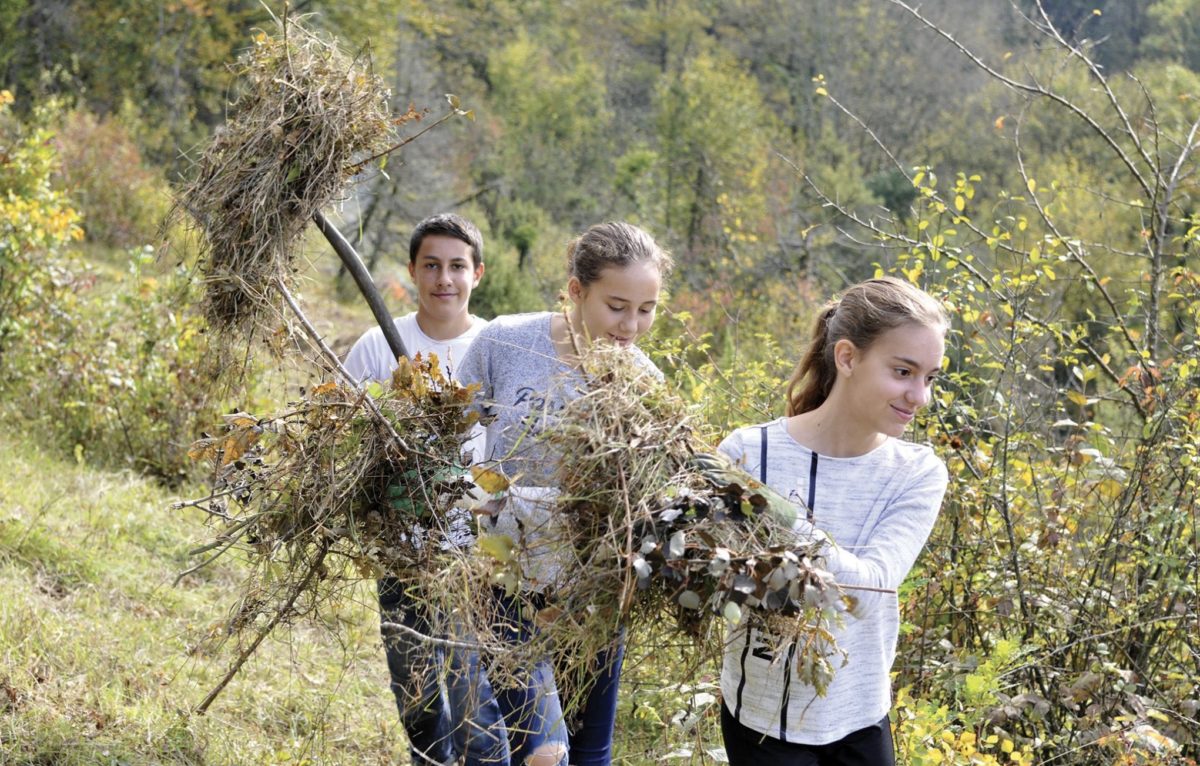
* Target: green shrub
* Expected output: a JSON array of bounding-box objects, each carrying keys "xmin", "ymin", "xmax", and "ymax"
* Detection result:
[
  {"xmin": 0, "ymin": 90, "xmax": 82, "ymax": 368},
  {"xmin": 19, "ymin": 247, "xmax": 234, "ymax": 483},
  {"xmin": 53, "ymin": 106, "xmax": 171, "ymax": 250}
]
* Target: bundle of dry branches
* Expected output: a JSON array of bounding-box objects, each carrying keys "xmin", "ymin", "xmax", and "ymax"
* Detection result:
[
  {"xmin": 180, "ymin": 355, "xmax": 481, "ymax": 712},
  {"xmin": 172, "ymin": 11, "xmax": 397, "ymax": 335}
]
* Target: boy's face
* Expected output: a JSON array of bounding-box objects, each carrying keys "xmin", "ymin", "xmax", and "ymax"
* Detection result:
[{"xmin": 407, "ymin": 235, "xmax": 483, "ymax": 324}]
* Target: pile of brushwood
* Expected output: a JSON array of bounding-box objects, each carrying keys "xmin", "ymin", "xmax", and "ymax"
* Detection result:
[
  {"xmin": 171, "ymin": 10, "xmax": 399, "ymax": 336},
  {"xmin": 181, "ymin": 345, "xmax": 852, "ymax": 713},
  {"xmin": 181, "ymin": 353, "xmax": 483, "ymax": 710}
]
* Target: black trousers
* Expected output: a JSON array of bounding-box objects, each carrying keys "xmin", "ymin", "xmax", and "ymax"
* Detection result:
[{"xmin": 721, "ymin": 703, "xmax": 895, "ymax": 766}]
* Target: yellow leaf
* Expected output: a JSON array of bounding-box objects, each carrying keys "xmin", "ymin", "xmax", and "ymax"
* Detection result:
[
  {"xmin": 477, "ymin": 533, "xmax": 515, "ymax": 563},
  {"xmin": 311, "ymin": 381, "xmax": 338, "ymax": 397},
  {"xmin": 471, "ymin": 466, "xmax": 511, "ymax": 494},
  {"xmin": 1066, "ymin": 390, "xmax": 1089, "ymax": 406},
  {"xmin": 815, "ymin": 86, "xmax": 828, "ymax": 96},
  {"xmin": 220, "ymin": 428, "xmax": 260, "ymax": 465},
  {"xmin": 1027, "ymin": 178, "xmax": 1037, "ymax": 193}
]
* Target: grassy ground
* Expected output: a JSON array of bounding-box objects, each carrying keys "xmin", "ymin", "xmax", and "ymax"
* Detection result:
[
  {"xmin": 0, "ymin": 429, "xmax": 723, "ymax": 766},
  {"xmin": 0, "ymin": 432, "xmax": 407, "ymax": 765}
]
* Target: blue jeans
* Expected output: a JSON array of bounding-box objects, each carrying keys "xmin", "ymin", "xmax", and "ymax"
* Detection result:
[
  {"xmin": 379, "ymin": 578, "xmax": 511, "ymax": 766},
  {"xmin": 495, "ymin": 593, "xmax": 571, "ymax": 765},
  {"xmin": 448, "ymin": 592, "xmax": 626, "ymax": 766},
  {"xmin": 562, "ymin": 638, "xmax": 625, "ymax": 766}
]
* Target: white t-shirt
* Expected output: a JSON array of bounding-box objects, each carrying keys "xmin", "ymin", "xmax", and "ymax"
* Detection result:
[{"xmin": 343, "ymin": 311, "xmax": 488, "ymax": 384}]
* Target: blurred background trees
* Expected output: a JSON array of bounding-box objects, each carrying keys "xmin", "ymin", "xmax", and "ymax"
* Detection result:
[{"xmin": 2, "ymin": 0, "xmax": 1197, "ymax": 762}]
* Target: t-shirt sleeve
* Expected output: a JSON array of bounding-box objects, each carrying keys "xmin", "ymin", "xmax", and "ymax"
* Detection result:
[
  {"xmin": 456, "ymin": 330, "xmax": 494, "ymax": 417},
  {"xmin": 343, "ymin": 328, "xmax": 384, "ymax": 384}
]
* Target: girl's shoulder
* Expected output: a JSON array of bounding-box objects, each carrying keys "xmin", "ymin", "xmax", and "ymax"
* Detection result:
[
  {"xmin": 478, "ymin": 311, "xmax": 552, "ymax": 335},
  {"xmin": 881, "ymin": 437, "xmax": 944, "ymax": 466},
  {"xmin": 874, "ymin": 438, "xmax": 949, "ymax": 490}
]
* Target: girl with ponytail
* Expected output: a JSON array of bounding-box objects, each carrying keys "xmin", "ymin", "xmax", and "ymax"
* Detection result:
[{"xmin": 718, "ymin": 276, "xmax": 950, "ymax": 765}]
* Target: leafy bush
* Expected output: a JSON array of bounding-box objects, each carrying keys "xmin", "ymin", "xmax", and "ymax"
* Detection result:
[
  {"xmin": 889, "ymin": 165, "xmax": 1199, "ymax": 763},
  {"xmin": 53, "ymin": 106, "xmax": 170, "ymax": 249},
  {"xmin": 18, "ymin": 247, "xmax": 234, "ymax": 483},
  {"xmin": 0, "ymin": 90, "xmax": 82, "ymax": 368}
]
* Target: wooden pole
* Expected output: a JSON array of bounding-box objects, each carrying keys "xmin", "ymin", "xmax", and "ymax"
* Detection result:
[{"xmin": 312, "ymin": 210, "xmax": 409, "ymax": 361}]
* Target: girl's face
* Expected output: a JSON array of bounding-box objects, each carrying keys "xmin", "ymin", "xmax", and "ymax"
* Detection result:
[
  {"xmin": 568, "ymin": 260, "xmax": 662, "ymax": 347},
  {"xmin": 836, "ymin": 322, "xmax": 945, "ymax": 438}
]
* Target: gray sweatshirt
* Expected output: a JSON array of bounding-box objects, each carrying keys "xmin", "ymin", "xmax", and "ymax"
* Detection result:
[{"xmin": 456, "ymin": 311, "xmax": 659, "ymax": 589}]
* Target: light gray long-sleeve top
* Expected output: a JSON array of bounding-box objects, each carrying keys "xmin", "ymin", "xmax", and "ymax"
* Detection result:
[{"xmin": 718, "ymin": 417, "xmax": 948, "ymax": 745}]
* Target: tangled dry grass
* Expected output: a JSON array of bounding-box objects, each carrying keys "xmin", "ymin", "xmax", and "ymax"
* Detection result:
[
  {"xmin": 171, "ymin": 11, "xmax": 397, "ymax": 336},
  {"xmin": 180, "ymin": 355, "xmax": 481, "ymax": 711}
]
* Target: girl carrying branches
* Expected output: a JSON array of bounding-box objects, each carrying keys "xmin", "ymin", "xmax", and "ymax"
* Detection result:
[
  {"xmin": 453, "ymin": 221, "xmax": 673, "ymax": 766},
  {"xmin": 718, "ymin": 277, "xmax": 949, "ymax": 765}
]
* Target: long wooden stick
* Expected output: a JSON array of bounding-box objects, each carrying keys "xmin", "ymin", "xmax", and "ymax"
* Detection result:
[
  {"xmin": 195, "ymin": 541, "xmax": 331, "ymax": 714},
  {"xmin": 312, "ymin": 210, "xmax": 409, "ymax": 361}
]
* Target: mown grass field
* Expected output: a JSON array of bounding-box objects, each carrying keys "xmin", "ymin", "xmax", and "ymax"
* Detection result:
[{"xmin": 0, "ymin": 432, "xmax": 411, "ymax": 765}]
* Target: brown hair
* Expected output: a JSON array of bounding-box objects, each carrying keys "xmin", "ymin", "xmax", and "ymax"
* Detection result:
[
  {"xmin": 410, "ymin": 212, "xmax": 484, "ymax": 267},
  {"xmin": 566, "ymin": 221, "xmax": 673, "ymax": 287},
  {"xmin": 785, "ymin": 276, "xmax": 948, "ymax": 416}
]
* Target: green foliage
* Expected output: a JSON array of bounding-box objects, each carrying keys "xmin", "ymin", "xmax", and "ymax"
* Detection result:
[
  {"xmin": 654, "ymin": 49, "xmax": 773, "ymax": 279},
  {"xmin": 0, "ymin": 1, "xmax": 267, "ymax": 167},
  {"xmin": 53, "ymin": 106, "xmax": 171, "ymax": 249},
  {"xmin": 1, "ymin": 97, "xmax": 239, "ymax": 483},
  {"xmin": 15, "ymin": 248, "xmax": 234, "ymax": 483},
  {"xmin": 469, "ymin": 240, "xmax": 546, "ymax": 320},
  {"xmin": 1144, "ymin": 0, "xmax": 1200, "ymax": 70},
  {"xmin": 0, "ymin": 91, "xmax": 82, "ymax": 369},
  {"xmin": 886, "ymin": 159, "xmax": 1199, "ymax": 761},
  {"xmin": 651, "ymin": 309, "xmax": 792, "ymax": 444},
  {"xmin": 485, "ymin": 30, "xmax": 615, "ymax": 228}
]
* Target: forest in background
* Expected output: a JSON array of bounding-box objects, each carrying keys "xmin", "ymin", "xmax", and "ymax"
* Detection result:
[{"xmin": 2, "ymin": 0, "xmax": 1198, "ymax": 763}]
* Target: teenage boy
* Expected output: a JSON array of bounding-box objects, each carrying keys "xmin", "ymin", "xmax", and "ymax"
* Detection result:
[
  {"xmin": 344, "ymin": 212, "xmax": 487, "ymax": 384},
  {"xmin": 344, "ymin": 213, "xmax": 502, "ymax": 766}
]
